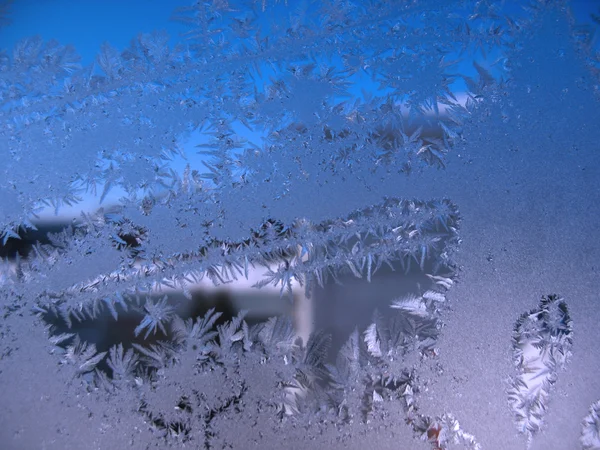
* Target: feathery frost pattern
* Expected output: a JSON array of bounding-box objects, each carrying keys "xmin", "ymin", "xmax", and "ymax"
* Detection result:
[
  {"xmin": 25, "ymin": 196, "xmax": 459, "ymax": 329},
  {"xmin": 581, "ymin": 400, "xmax": 600, "ymax": 450},
  {"xmin": 508, "ymin": 294, "xmax": 573, "ymax": 447},
  {"xmin": 1, "ymin": 0, "xmax": 599, "ymax": 449}
]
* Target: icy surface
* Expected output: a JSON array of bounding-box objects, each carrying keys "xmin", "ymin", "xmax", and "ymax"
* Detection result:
[{"xmin": 1, "ymin": 1, "xmax": 600, "ymax": 449}]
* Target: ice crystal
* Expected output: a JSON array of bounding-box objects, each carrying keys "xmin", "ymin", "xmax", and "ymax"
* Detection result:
[
  {"xmin": 508, "ymin": 294, "xmax": 573, "ymax": 446},
  {"xmin": 581, "ymin": 400, "xmax": 600, "ymax": 450}
]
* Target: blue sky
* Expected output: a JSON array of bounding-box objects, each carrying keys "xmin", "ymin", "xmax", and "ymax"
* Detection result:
[
  {"xmin": 1, "ymin": 0, "xmax": 597, "ymax": 221},
  {"xmin": 1, "ymin": 0, "xmax": 185, "ymax": 65},
  {"xmin": 2, "ymin": 0, "xmax": 596, "ymax": 65}
]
